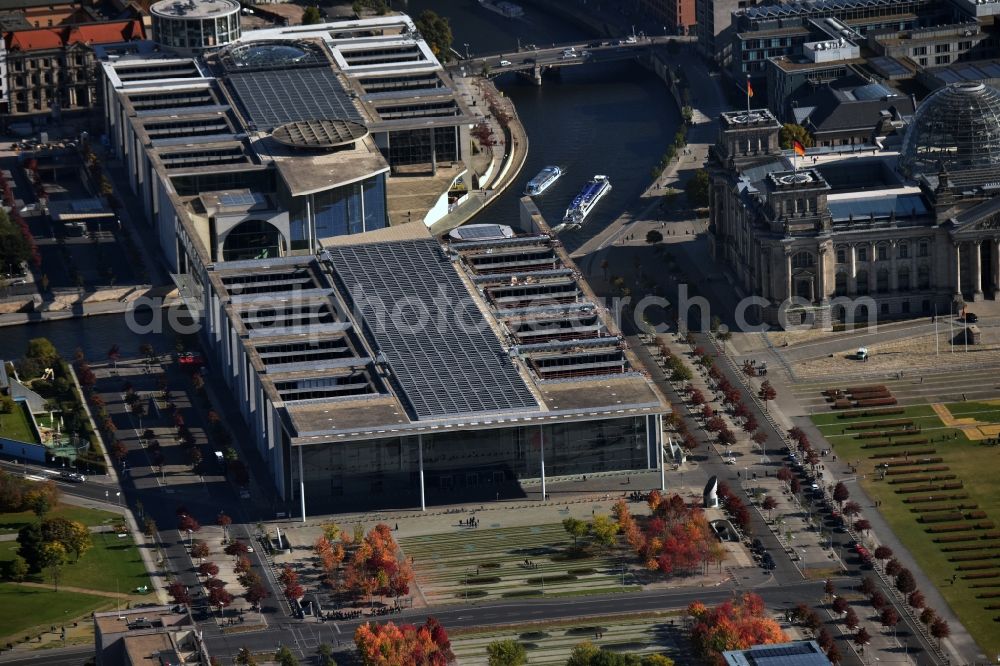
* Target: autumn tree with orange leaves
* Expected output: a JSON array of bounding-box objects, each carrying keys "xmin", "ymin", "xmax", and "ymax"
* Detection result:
[
  {"xmin": 354, "ymin": 616, "xmax": 455, "ymax": 666},
  {"xmin": 688, "ymin": 593, "xmax": 788, "ymax": 665},
  {"xmin": 344, "ymin": 524, "xmax": 413, "ymax": 604},
  {"xmin": 614, "ymin": 494, "xmax": 726, "ymax": 576}
]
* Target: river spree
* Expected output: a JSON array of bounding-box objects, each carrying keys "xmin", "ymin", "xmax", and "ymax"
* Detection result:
[{"xmin": 404, "ymin": 0, "xmax": 681, "ymax": 250}]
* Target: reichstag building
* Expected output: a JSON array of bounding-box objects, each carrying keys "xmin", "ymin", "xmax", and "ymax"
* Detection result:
[{"xmin": 708, "ymin": 81, "xmax": 1000, "ymax": 326}]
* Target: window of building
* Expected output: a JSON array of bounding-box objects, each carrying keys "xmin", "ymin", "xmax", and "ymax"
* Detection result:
[
  {"xmin": 899, "ymin": 243, "xmax": 908, "ymax": 259},
  {"xmin": 935, "ymin": 43, "xmax": 950, "ymax": 54},
  {"xmin": 935, "ymin": 55, "xmax": 950, "ymax": 65},
  {"xmin": 959, "ymin": 41, "xmax": 973, "ymax": 51},
  {"xmin": 918, "ymin": 241, "xmax": 929, "ymax": 257},
  {"xmin": 902, "ymin": 301, "xmax": 910, "ymax": 314},
  {"xmin": 912, "ymin": 46, "xmax": 927, "ymax": 56},
  {"xmin": 836, "ymin": 248, "xmax": 846, "ymax": 264},
  {"xmin": 792, "ymin": 251, "xmax": 815, "ymax": 269},
  {"xmin": 878, "ymin": 245, "xmax": 888, "ymax": 261},
  {"xmin": 858, "ymin": 247, "xmax": 868, "ymax": 262},
  {"xmin": 918, "ymin": 57, "xmax": 928, "ymax": 67}
]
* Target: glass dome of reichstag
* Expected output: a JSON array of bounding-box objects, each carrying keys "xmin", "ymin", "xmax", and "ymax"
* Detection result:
[{"xmin": 899, "ymin": 82, "xmax": 1000, "ymax": 179}]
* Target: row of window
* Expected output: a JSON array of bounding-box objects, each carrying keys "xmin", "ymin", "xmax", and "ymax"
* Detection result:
[
  {"xmin": 834, "ymin": 266, "xmax": 931, "ymax": 294},
  {"xmin": 8, "ymin": 56, "xmax": 88, "ymax": 71},
  {"xmin": 835, "ymin": 242, "xmax": 931, "ymax": 264}
]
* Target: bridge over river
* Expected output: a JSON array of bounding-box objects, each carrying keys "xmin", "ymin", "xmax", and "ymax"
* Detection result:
[{"xmin": 449, "ymin": 35, "xmax": 695, "ymax": 85}]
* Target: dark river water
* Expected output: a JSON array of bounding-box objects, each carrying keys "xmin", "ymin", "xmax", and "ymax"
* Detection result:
[
  {"xmin": 0, "ymin": 0, "xmax": 680, "ymax": 357},
  {"xmin": 404, "ymin": 0, "xmax": 680, "ymax": 249}
]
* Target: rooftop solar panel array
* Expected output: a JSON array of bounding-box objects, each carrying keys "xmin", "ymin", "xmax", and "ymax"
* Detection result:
[
  {"xmin": 326, "ymin": 239, "xmax": 538, "ymax": 420},
  {"xmin": 227, "ymin": 69, "xmax": 364, "ymax": 132}
]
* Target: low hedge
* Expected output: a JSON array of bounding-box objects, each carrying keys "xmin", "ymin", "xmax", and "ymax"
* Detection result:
[
  {"xmin": 527, "ymin": 574, "xmax": 577, "ymax": 585},
  {"xmin": 942, "ymin": 543, "xmax": 1000, "ymax": 552},
  {"xmin": 919, "ymin": 512, "xmax": 964, "ymax": 523},
  {"xmin": 465, "ymin": 576, "xmax": 501, "ymax": 585},
  {"xmin": 869, "ymin": 452, "xmax": 937, "ymax": 460},
  {"xmin": 886, "ymin": 466, "xmax": 949, "ymax": 475},
  {"xmin": 940, "ymin": 482, "xmax": 965, "ymax": 490},
  {"xmin": 862, "ymin": 439, "xmax": 929, "ymax": 449},
  {"xmin": 856, "ymin": 428, "xmax": 921, "ymax": 439},
  {"xmin": 971, "ymin": 583, "xmax": 1000, "ymax": 588},
  {"xmin": 948, "ymin": 553, "xmax": 1000, "ymax": 562},
  {"xmin": 847, "ymin": 419, "xmax": 913, "ymax": 430},
  {"xmin": 962, "ymin": 572, "xmax": 1000, "ymax": 579},
  {"xmin": 967, "ymin": 511, "xmax": 989, "ymax": 520},
  {"xmin": 890, "ymin": 476, "xmax": 934, "ymax": 485},
  {"xmin": 833, "ymin": 400, "xmax": 853, "ymax": 410},
  {"xmin": 897, "ymin": 485, "xmax": 944, "ymax": 494},
  {"xmin": 911, "ymin": 505, "xmax": 961, "ymax": 513},
  {"xmin": 926, "ymin": 524, "xmax": 976, "ymax": 533},
  {"xmin": 976, "ymin": 593, "xmax": 1000, "ymax": 599},
  {"xmin": 857, "ymin": 397, "xmax": 897, "ymax": 407},
  {"xmin": 934, "ymin": 535, "xmax": 978, "ymax": 543},
  {"xmin": 957, "ymin": 563, "xmax": 1000, "ymax": 571},
  {"xmin": 838, "ymin": 408, "xmax": 905, "ymax": 418},
  {"xmin": 904, "ymin": 493, "xmax": 969, "ymax": 503}
]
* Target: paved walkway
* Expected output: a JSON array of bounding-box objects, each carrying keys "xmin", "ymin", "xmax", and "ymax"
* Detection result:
[{"xmin": 12, "ymin": 581, "xmax": 129, "ymax": 599}]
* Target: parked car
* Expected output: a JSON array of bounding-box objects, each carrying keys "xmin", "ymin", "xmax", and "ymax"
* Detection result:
[
  {"xmin": 59, "ymin": 471, "xmax": 86, "ymax": 483},
  {"xmin": 966, "ymin": 311, "xmax": 979, "ymax": 323},
  {"xmin": 499, "ymin": 59, "xmax": 512, "ymax": 66}
]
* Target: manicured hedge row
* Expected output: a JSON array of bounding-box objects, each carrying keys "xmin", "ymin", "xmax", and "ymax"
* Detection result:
[
  {"xmin": 943, "ymin": 543, "xmax": 999, "ymax": 552},
  {"xmin": 847, "ymin": 419, "xmax": 913, "ymax": 430},
  {"xmin": 919, "ymin": 512, "xmax": 964, "ymax": 523},
  {"xmin": 948, "ymin": 553, "xmax": 1000, "ymax": 562},
  {"xmin": 911, "ymin": 505, "xmax": 962, "ymax": 514},
  {"xmin": 957, "ymin": 563, "xmax": 1000, "ymax": 571},
  {"xmin": 968, "ymin": 511, "xmax": 989, "ymax": 520},
  {"xmin": 858, "ymin": 397, "xmax": 897, "ymax": 407},
  {"xmin": 934, "ymin": 535, "xmax": 978, "ymax": 543},
  {"xmin": 862, "ymin": 439, "xmax": 930, "ymax": 449},
  {"xmin": 904, "ymin": 493, "xmax": 969, "ymax": 504},
  {"xmin": 856, "ymin": 427, "xmax": 921, "ymax": 439},
  {"xmin": 890, "ymin": 476, "xmax": 934, "ymax": 485},
  {"xmin": 869, "ymin": 452, "xmax": 938, "ymax": 460},
  {"xmin": 897, "ymin": 485, "xmax": 945, "ymax": 494},
  {"xmin": 886, "ymin": 466, "xmax": 949, "ymax": 475},
  {"xmin": 838, "ymin": 408, "xmax": 905, "ymax": 418},
  {"xmin": 927, "ymin": 524, "xmax": 977, "ymax": 533},
  {"xmin": 961, "ymin": 572, "xmax": 1000, "ymax": 579},
  {"xmin": 833, "ymin": 400, "xmax": 853, "ymax": 410},
  {"xmin": 824, "ymin": 385, "xmax": 886, "ymax": 396}
]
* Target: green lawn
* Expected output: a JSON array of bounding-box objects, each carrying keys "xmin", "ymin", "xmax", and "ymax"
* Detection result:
[
  {"xmin": 0, "ymin": 403, "xmax": 38, "ymax": 444},
  {"xmin": 0, "ymin": 532, "xmax": 148, "ymax": 594},
  {"xmin": 0, "ymin": 583, "xmax": 111, "ymax": 643},
  {"xmin": 0, "ymin": 503, "xmax": 120, "ymax": 535},
  {"xmin": 813, "ymin": 401, "xmax": 1000, "ymax": 657}
]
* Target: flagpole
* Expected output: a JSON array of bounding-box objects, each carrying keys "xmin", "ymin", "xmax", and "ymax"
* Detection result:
[{"xmin": 746, "ymin": 74, "xmax": 751, "ymax": 116}]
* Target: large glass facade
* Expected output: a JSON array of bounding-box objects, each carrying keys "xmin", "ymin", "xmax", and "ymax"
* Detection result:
[
  {"xmin": 296, "ymin": 417, "xmax": 649, "ymax": 513},
  {"xmin": 152, "ymin": 12, "xmax": 240, "ymax": 51},
  {"xmin": 221, "ymin": 219, "xmax": 284, "ymax": 261},
  {"xmin": 386, "ymin": 127, "xmax": 459, "ymax": 167},
  {"xmin": 285, "ymin": 174, "xmax": 387, "ymax": 247}
]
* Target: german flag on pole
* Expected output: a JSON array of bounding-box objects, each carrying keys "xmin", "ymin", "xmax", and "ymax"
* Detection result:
[
  {"xmin": 793, "ymin": 140, "xmax": 807, "ymax": 157},
  {"xmin": 746, "ymin": 80, "xmax": 754, "ymax": 98}
]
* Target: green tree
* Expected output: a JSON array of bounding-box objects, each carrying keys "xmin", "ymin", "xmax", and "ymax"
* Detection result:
[
  {"xmin": 16, "ymin": 522, "xmax": 45, "ymax": 572},
  {"xmin": 302, "ymin": 6, "xmax": 322, "ymax": 24},
  {"xmin": 487, "ymin": 638, "xmax": 527, "ymax": 666},
  {"xmin": 316, "ymin": 643, "xmax": 338, "ymax": 666},
  {"xmin": 567, "ymin": 641, "xmax": 601, "ymax": 666},
  {"xmin": 779, "ymin": 123, "xmax": 814, "ymax": 149},
  {"xmin": 26, "ymin": 337, "xmax": 59, "ymax": 368},
  {"xmin": 562, "ymin": 517, "xmax": 589, "ymax": 545},
  {"xmin": 416, "ymin": 10, "xmax": 453, "ymax": 62},
  {"xmin": 275, "ymin": 645, "xmax": 299, "ymax": 666},
  {"xmin": 235, "ymin": 648, "xmax": 258, "ymax": 666},
  {"xmin": 352, "ymin": 0, "xmax": 387, "ymax": 14},
  {"xmin": 641, "ymin": 656, "xmax": 676, "ymax": 666},
  {"xmin": 646, "ymin": 230, "xmax": 663, "ymax": 244},
  {"xmin": 589, "ymin": 515, "xmax": 619, "ymax": 548},
  {"xmin": 5, "ymin": 554, "xmax": 28, "ymax": 582},
  {"xmin": 685, "ymin": 169, "xmax": 710, "ymax": 208},
  {"xmin": 40, "ymin": 541, "xmax": 67, "ymax": 591},
  {"xmin": 0, "ymin": 209, "xmax": 31, "ymax": 275}
]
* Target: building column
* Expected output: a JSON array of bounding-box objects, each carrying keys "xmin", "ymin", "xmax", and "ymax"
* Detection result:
[
  {"xmin": 869, "ymin": 242, "xmax": 877, "ymax": 294},
  {"xmin": 785, "ymin": 249, "xmax": 793, "ymax": 301},
  {"xmin": 994, "ymin": 239, "xmax": 1000, "ymax": 299},
  {"xmin": 890, "ymin": 241, "xmax": 898, "ymax": 292},
  {"xmin": 849, "ymin": 245, "xmax": 857, "ymax": 294},
  {"xmin": 815, "ymin": 248, "xmax": 825, "ymax": 303},
  {"xmin": 974, "ymin": 240, "xmax": 984, "ymax": 301},
  {"xmin": 418, "ymin": 435, "xmax": 426, "ymax": 512},
  {"xmin": 298, "ymin": 447, "xmax": 306, "ymax": 523},
  {"xmin": 539, "ymin": 426, "xmax": 547, "ymax": 502},
  {"xmin": 954, "ymin": 242, "xmax": 962, "ymax": 297}
]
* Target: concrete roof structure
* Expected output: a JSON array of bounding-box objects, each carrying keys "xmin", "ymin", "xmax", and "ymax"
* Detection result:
[
  {"xmin": 723, "ymin": 640, "xmax": 832, "ymax": 666},
  {"xmin": 205, "ymin": 208, "xmax": 667, "ymax": 446}
]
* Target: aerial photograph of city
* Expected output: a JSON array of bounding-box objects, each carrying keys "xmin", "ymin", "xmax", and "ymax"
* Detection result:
[{"xmin": 7, "ymin": 0, "xmax": 1000, "ymax": 664}]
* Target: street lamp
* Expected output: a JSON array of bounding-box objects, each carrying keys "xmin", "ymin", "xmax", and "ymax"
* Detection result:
[{"xmin": 464, "ymin": 42, "xmax": 470, "ymax": 59}]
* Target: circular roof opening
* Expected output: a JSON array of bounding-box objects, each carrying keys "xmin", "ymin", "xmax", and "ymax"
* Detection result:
[
  {"xmin": 272, "ymin": 119, "xmax": 369, "ymax": 150},
  {"xmin": 228, "ymin": 43, "xmax": 311, "ymax": 69}
]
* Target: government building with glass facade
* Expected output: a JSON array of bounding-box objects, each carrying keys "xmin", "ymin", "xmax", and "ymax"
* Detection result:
[{"xmin": 97, "ymin": 8, "xmax": 668, "ymax": 516}]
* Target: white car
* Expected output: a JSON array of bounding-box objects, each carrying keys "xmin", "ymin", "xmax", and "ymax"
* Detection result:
[
  {"xmin": 724, "ymin": 458, "xmax": 737, "ymax": 465},
  {"xmin": 625, "ymin": 35, "xmax": 637, "ymax": 44},
  {"xmin": 499, "ymin": 59, "xmax": 512, "ymax": 66}
]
